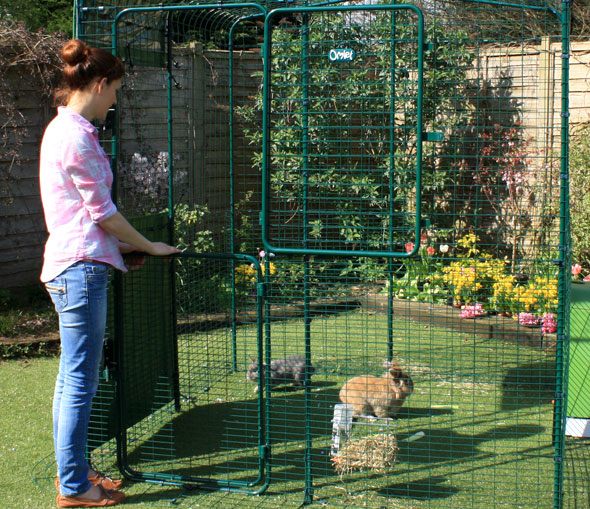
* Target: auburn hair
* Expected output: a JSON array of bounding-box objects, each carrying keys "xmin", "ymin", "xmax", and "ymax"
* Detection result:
[{"xmin": 55, "ymin": 39, "xmax": 125, "ymax": 106}]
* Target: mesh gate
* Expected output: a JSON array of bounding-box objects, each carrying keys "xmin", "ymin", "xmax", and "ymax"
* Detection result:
[
  {"xmin": 262, "ymin": 4, "xmax": 425, "ymax": 257},
  {"xmin": 77, "ymin": 0, "xmax": 577, "ymax": 507}
]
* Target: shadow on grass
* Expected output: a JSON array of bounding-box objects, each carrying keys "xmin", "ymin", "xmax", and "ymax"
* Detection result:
[
  {"xmin": 124, "ymin": 384, "xmax": 447, "ymax": 465},
  {"xmin": 122, "ymin": 376, "xmax": 547, "ymax": 492},
  {"xmin": 501, "ymin": 358, "xmax": 556, "ymax": 410},
  {"xmin": 396, "ymin": 424, "xmax": 545, "ymax": 464},
  {"xmin": 379, "ymin": 475, "xmax": 459, "ymax": 500}
]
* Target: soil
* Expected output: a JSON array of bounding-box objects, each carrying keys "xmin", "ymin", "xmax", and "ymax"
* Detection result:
[{"xmin": 0, "ymin": 315, "xmax": 59, "ymax": 347}]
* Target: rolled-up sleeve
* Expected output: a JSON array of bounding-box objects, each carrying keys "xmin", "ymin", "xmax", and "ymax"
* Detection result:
[{"xmin": 62, "ymin": 132, "xmax": 118, "ymax": 223}]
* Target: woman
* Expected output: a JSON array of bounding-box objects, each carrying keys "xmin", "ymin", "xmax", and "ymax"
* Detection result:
[{"xmin": 40, "ymin": 39, "xmax": 180, "ymax": 507}]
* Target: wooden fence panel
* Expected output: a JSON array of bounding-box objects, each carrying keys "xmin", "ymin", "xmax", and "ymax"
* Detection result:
[{"xmin": 1, "ymin": 40, "xmax": 589, "ymax": 292}]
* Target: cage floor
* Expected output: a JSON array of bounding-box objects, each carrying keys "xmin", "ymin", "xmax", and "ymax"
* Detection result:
[{"xmin": 33, "ymin": 436, "xmax": 589, "ymax": 508}]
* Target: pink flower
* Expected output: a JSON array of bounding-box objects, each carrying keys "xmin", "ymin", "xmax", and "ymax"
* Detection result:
[
  {"xmin": 426, "ymin": 246, "xmax": 435, "ymax": 256},
  {"xmin": 420, "ymin": 232, "xmax": 428, "ymax": 243},
  {"xmin": 460, "ymin": 303, "xmax": 486, "ymax": 319},
  {"xmin": 541, "ymin": 313, "xmax": 557, "ymax": 334},
  {"xmin": 572, "ymin": 264, "xmax": 582, "ymax": 276},
  {"xmin": 518, "ymin": 312, "xmax": 540, "ymax": 326},
  {"xmin": 584, "ymin": 274, "xmax": 590, "ymax": 282},
  {"xmin": 405, "ymin": 242, "xmax": 415, "ymax": 253}
]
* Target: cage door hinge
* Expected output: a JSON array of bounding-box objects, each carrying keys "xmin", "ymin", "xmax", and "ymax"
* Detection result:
[
  {"xmin": 257, "ymin": 281, "xmax": 267, "ymax": 298},
  {"xmin": 259, "ymin": 444, "xmax": 270, "ymax": 460}
]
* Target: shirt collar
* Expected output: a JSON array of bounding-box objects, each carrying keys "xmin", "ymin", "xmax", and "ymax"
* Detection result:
[{"xmin": 58, "ymin": 106, "xmax": 98, "ymax": 135}]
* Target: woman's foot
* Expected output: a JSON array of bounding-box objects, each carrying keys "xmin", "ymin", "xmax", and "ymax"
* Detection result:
[
  {"xmin": 87, "ymin": 469, "xmax": 124, "ymax": 490},
  {"xmin": 56, "ymin": 484, "xmax": 125, "ymax": 507},
  {"xmin": 56, "ymin": 471, "xmax": 124, "ymax": 492}
]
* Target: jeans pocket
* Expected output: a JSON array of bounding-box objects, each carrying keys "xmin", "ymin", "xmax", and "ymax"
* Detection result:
[
  {"xmin": 86, "ymin": 263, "xmax": 109, "ymax": 291},
  {"xmin": 46, "ymin": 279, "xmax": 67, "ymax": 313}
]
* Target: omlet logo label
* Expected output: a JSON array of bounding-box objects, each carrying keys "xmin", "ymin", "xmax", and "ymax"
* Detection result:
[{"xmin": 328, "ymin": 48, "xmax": 356, "ymax": 62}]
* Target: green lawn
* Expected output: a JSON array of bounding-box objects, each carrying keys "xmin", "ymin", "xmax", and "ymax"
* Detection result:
[{"xmin": 0, "ymin": 311, "xmax": 581, "ymax": 508}]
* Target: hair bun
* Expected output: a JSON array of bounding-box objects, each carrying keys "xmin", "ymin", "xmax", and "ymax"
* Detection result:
[{"xmin": 61, "ymin": 40, "xmax": 90, "ymax": 66}]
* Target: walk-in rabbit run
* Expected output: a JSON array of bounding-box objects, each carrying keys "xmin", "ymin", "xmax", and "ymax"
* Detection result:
[{"xmin": 77, "ymin": 0, "xmax": 577, "ymax": 506}]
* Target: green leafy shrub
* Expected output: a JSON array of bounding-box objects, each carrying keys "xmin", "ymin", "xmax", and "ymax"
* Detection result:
[
  {"xmin": 236, "ymin": 13, "xmax": 475, "ymax": 283},
  {"xmin": 172, "ymin": 204, "xmax": 231, "ymax": 313}
]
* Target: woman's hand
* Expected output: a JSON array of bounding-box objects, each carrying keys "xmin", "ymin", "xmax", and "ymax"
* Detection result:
[
  {"xmin": 147, "ymin": 242, "xmax": 182, "ymax": 257},
  {"xmin": 122, "ymin": 252, "xmax": 146, "ymax": 270}
]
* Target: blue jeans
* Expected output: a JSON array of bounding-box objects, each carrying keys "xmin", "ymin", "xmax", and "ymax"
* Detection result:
[{"xmin": 45, "ymin": 261, "xmax": 109, "ymax": 496}]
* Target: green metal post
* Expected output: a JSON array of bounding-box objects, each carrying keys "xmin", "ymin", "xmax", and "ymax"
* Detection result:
[
  {"xmin": 261, "ymin": 14, "xmax": 274, "ymax": 492},
  {"xmin": 165, "ymin": 12, "xmax": 181, "ymax": 412},
  {"xmin": 300, "ymin": 12, "xmax": 314, "ymax": 506},
  {"xmin": 229, "ymin": 23, "xmax": 238, "ymax": 372},
  {"xmin": 228, "ymin": 12, "xmax": 265, "ymax": 373},
  {"xmin": 553, "ymin": 2, "xmax": 571, "ymax": 508},
  {"xmin": 387, "ymin": 10, "xmax": 397, "ymax": 363}
]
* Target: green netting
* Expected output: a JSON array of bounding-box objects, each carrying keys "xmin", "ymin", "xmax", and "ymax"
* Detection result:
[
  {"xmin": 79, "ymin": 0, "xmax": 576, "ymax": 506},
  {"xmin": 89, "ymin": 213, "xmax": 175, "ymax": 450}
]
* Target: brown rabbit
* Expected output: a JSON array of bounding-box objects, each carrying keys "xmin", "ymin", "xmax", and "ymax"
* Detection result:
[{"xmin": 338, "ymin": 360, "xmax": 413, "ymax": 418}]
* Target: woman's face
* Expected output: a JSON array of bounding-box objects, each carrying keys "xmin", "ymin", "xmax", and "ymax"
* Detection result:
[{"xmin": 95, "ymin": 78, "xmax": 122, "ymax": 120}]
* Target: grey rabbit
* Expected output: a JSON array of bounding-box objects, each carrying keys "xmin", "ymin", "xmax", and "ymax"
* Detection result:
[
  {"xmin": 339, "ymin": 360, "xmax": 414, "ymax": 418},
  {"xmin": 247, "ymin": 355, "xmax": 315, "ymax": 392}
]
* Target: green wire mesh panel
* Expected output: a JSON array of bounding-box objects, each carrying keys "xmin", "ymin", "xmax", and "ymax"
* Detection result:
[
  {"xmin": 105, "ymin": 253, "xmax": 268, "ymax": 489},
  {"xmin": 87, "ymin": 0, "xmax": 270, "ymax": 489},
  {"xmin": 259, "ymin": 1, "xmax": 568, "ymax": 507},
  {"xmin": 263, "ymin": 5, "xmax": 424, "ymax": 257},
  {"xmin": 88, "ymin": 213, "xmax": 175, "ymax": 453},
  {"xmin": 258, "ymin": 259, "xmax": 561, "ymax": 508},
  {"xmin": 78, "ymin": 0, "xmax": 576, "ymax": 507}
]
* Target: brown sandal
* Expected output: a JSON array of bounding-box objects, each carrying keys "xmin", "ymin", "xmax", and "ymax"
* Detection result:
[
  {"xmin": 56, "ymin": 472, "xmax": 124, "ymax": 492},
  {"xmin": 56, "ymin": 485, "xmax": 125, "ymax": 507}
]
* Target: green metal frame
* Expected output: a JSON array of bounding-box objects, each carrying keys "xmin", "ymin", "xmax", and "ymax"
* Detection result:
[
  {"xmin": 261, "ymin": 4, "xmax": 425, "ymax": 259},
  {"xmin": 116, "ymin": 252, "xmax": 270, "ymax": 493},
  {"xmin": 110, "ymin": 5, "xmax": 271, "ymax": 493},
  {"xmin": 77, "ymin": 0, "xmax": 572, "ymax": 506}
]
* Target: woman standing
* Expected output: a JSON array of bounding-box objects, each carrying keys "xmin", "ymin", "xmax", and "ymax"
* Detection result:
[{"xmin": 40, "ymin": 39, "xmax": 180, "ymax": 507}]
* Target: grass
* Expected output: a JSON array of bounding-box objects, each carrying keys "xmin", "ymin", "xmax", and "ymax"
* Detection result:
[
  {"xmin": 0, "ymin": 309, "xmax": 584, "ymax": 508},
  {"xmin": 90, "ymin": 310, "xmax": 560, "ymax": 507},
  {"xmin": 1, "ymin": 357, "xmax": 56, "ymax": 508}
]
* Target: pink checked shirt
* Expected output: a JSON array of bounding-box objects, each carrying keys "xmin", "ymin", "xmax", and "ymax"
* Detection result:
[{"xmin": 39, "ymin": 107, "xmax": 127, "ymax": 282}]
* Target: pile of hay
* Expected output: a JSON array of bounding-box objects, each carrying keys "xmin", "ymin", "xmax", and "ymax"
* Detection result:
[{"xmin": 331, "ymin": 433, "xmax": 398, "ymax": 475}]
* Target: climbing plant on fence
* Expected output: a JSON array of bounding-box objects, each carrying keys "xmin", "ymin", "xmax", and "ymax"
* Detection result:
[{"xmin": 237, "ymin": 14, "xmax": 484, "ymax": 281}]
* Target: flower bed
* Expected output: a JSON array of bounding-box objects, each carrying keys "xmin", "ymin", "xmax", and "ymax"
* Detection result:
[{"xmin": 391, "ymin": 233, "xmax": 559, "ymax": 335}]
